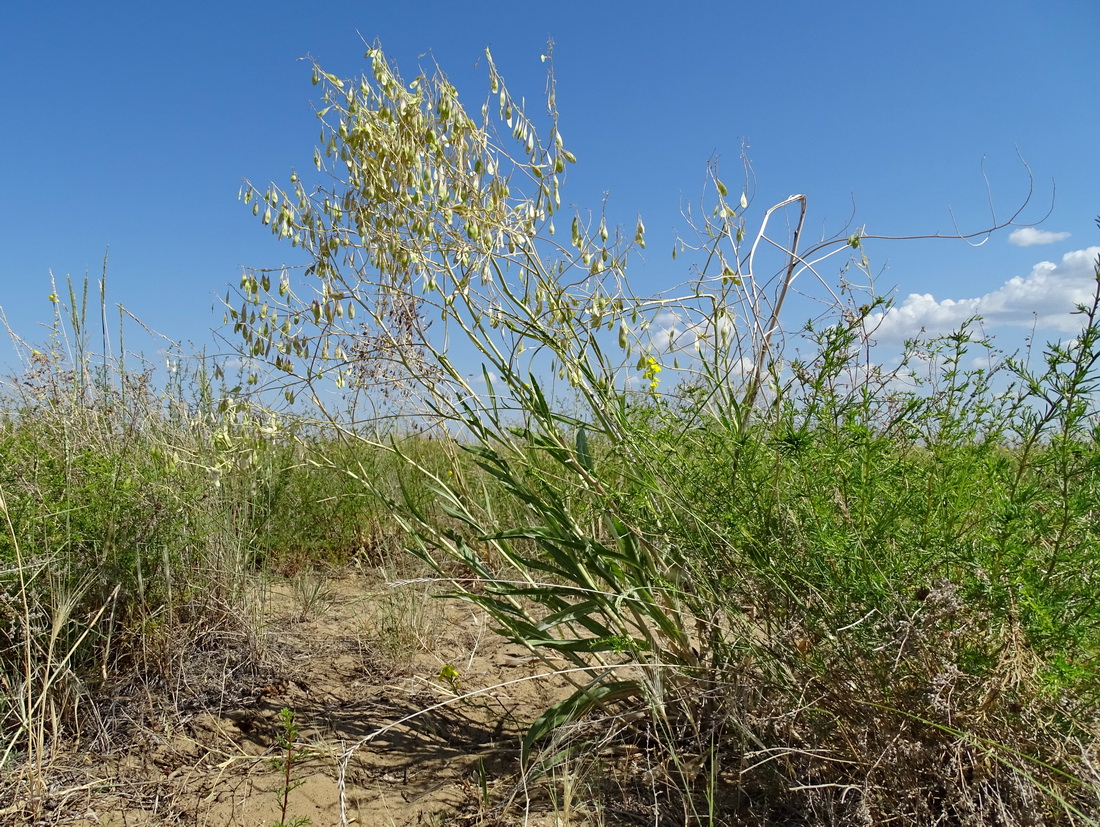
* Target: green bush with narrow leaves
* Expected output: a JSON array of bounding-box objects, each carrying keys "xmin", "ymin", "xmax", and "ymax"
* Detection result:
[{"xmin": 224, "ymin": 42, "xmax": 1100, "ymax": 824}]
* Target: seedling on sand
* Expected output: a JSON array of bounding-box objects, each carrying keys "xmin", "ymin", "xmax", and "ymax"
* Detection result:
[{"xmin": 269, "ymin": 707, "xmax": 312, "ymax": 827}]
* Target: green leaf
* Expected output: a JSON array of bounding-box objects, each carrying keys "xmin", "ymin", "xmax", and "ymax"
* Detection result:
[
  {"xmin": 524, "ymin": 636, "xmax": 643, "ymax": 654},
  {"xmin": 575, "ymin": 427, "xmax": 592, "ymax": 473},
  {"xmin": 522, "ymin": 680, "xmax": 642, "ymax": 765}
]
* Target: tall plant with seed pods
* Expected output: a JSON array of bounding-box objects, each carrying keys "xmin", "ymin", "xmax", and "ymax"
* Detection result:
[{"xmin": 229, "ymin": 43, "xmax": 1100, "ymax": 824}]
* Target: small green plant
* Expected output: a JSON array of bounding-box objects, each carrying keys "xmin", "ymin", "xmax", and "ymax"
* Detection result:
[
  {"xmin": 269, "ymin": 707, "xmax": 312, "ymax": 827},
  {"xmin": 437, "ymin": 663, "xmax": 461, "ymax": 693}
]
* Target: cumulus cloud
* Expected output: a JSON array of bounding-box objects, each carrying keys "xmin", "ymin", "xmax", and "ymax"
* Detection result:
[
  {"xmin": 1008, "ymin": 227, "xmax": 1071, "ymax": 246},
  {"xmin": 650, "ymin": 310, "xmax": 688, "ymax": 351},
  {"xmin": 649, "ymin": 308, "xmax": 736, "ymax": 354},
  {"xmin": 868, "ymin": 247, "xmax": 1100, "ymax": 345},
  {"xmin": 469, "ymin": 370, "xmax": 499, "ymax": 385}
]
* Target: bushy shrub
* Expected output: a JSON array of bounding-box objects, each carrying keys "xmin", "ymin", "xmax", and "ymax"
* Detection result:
[{"xmin": 231, "ymin": 42, "xmax": 1100, "ymax": 823}]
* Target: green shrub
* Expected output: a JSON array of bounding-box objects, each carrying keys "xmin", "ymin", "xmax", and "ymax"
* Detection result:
[
  {"xmin": 231, "ymin": 42, "xmax": 1100, "ymax": 823},
  {"xmin": 0, "ymin": 281, "xmax": 276, "ymax": 767}
]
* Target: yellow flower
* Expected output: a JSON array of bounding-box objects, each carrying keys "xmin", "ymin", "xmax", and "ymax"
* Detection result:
[
  {"xmin": 48, "ymin": 293, "xmax": 58, "ymax": 303},
  {"xmin": 642, "ymin": 356, "xmax": 662, "ymax": 391}
]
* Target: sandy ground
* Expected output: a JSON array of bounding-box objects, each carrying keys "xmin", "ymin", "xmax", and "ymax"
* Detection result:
[{"xmin": 3, "ymin": 572, "xmax": 606, "ymax": 826}]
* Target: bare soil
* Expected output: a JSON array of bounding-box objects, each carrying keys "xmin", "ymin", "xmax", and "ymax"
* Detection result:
[{"xmin": 2, "ymin": 571, "xmax": 609, "ymax": 826}]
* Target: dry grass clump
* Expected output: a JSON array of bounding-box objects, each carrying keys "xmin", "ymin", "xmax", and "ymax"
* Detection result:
[
  {"xmin": 723, "ymin": 577, "xmax": 1100, "ymax": 825},
  {"xmin": 0, "ymin": 284, "xmax": 289, "ymax": 817}
]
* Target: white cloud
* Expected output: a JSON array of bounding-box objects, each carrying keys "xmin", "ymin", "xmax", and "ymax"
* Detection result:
[
  {"xmin": 868, "ymin": 247, "xmax": 1100, "ymax": 345},
  {"xmin": 649, "ymin": 308, "xmax": 736, "ymax": 354},
  {"xmin": 650, "ymin": 310, "xmax": 688, "ymax": 351},
  {"xmin": 469, "ymin": 369, "xmax": 499, "ymax": 385},
  {"xmin": 1008, "ymin": 227, "xmax": 1071, "ymax": 246}
]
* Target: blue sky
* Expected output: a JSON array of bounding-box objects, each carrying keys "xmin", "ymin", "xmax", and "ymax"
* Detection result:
[{"xmin": 1, "ymin": 1, "xmax": 1097, "ymax": 376}]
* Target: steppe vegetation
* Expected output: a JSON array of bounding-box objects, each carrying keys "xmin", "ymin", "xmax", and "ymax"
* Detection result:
[{"xmin": 2, "ymin": 43, "xmax": 1099, "ymax": 825}]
